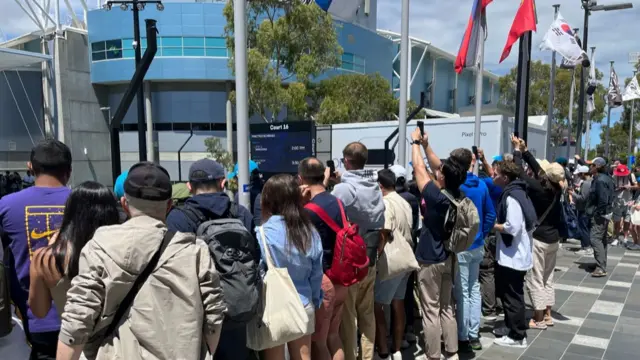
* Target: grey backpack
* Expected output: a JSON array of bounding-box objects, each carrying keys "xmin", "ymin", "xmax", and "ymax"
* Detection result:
[
  {"xmin": 441, "ymin": 189, "xmax": 480, "ymax": 254},
  {"xmin": 180, "ymin": 203, "xmax": 260, "ymax": 325}
]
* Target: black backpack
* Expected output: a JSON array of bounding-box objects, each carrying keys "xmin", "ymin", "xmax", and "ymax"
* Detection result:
[{"xmin": 179, "ymin": 203, "xmax": 260, "ymax": 325}]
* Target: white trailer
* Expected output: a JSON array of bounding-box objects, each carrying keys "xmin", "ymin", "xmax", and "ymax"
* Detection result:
[{"xmin": 316, "ymin": 115, "xmax": 548, "ymax": 178}]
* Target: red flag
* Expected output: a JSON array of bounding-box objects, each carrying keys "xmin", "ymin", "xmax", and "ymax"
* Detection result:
[
  {"xmin": 499, "ymin": 0, "xmax": 536, "ymax": 63},
  {"xmin": 454, "ymin": 0, "xmax": 493, "ymax": 74}
]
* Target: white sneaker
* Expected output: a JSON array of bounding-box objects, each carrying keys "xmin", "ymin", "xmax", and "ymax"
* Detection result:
[
  {"xmin": 611, "ymin": 239, "xmax": 619, "ymax": 247},
  {"xmin": 391, "ymin": 351, "xmax": 403, "ymax": 360},
  {"xmin": 493, "ymin": 336, "xmax": 527, "ymax": 348},
  {"xmin": 375, "ymin": 354, "xmax": 390, "ymax": 360},
  {"xmin": 483, "ymin": 313, "xmax": 498, "ymax": 321},
  {"xmin": 576, "ymin": 248, "xmax": 594, "ymax": 256}
]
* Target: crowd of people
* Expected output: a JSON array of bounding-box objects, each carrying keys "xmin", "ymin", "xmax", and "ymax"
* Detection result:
[
  {"xmin": 0, "ymin": 171, "xmax": 35, "ymax": 198},
  {"xmin": 0, "ymin": 130, "xmax": 631, "ymax": 360}
]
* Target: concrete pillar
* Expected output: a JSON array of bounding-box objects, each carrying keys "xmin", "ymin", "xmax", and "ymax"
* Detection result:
[{"xmin": 144, "ymin": 81, "xmax": 155, "ymax": 163}]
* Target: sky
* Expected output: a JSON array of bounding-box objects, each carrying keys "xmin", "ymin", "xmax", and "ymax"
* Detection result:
[
  {"xmin": 377, "ymin": 0, "xmax": 640, "ymax": 149},
  {"xmin": 1, "ymin": 0, "xmax": 639, "ymax": 148}
]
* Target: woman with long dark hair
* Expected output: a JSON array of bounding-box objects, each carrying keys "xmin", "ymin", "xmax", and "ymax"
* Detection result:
[
  {"xmin": 28, "ymin": 181, "xmax": 120, "ymax": 318},
  {"xmin": 257, "ymin": 174, "xmax": 323, "ymax": 360}
]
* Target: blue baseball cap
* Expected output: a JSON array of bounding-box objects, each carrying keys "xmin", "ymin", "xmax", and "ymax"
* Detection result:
[
  {"xmin": 227, "ymin": 160, "xmax": 259, "ymax": 179},
  {"xmin": 189, "ymin": 158, "xmax": 226, "ymax": 182},
  {"xmin": 114, "ymin": 170, "xmax": 129, "ymax": 199},
  {"xmin": 492, "ymin": 155, "xmax": 503, "ymax": 162}
]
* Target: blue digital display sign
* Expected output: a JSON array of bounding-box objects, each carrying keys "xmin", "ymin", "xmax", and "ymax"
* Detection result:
[{"xmin": 250, "ymin": 122, "xmax": 316, "ymax": 174}]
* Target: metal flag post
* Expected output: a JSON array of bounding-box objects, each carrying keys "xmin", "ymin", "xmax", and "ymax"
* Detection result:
[
  {"xmin": 605, "ymin": 60, "xmax": 615, "ymax": 158},
  {"xmin": 567, "ymin": 67, "xmax": 576, "ymax": 159},
  {"xmin": 473, "ymin": 22, "xmax": 485, "ymax": 175},
  {"xmin": 234, "ymin": 0, "xmax": 250, "ymax": 209},
  {"xmin": 584, "ymin": 46, "xmax": 596, "ymax": 159},
  {"xmin": 546, "ymin": 4, "xmax": 560, "ymax": 160},
  {"xmin": 630, "ymin": 69, "xmax": 638, "ymax": 155},
  {"xmin": 397, "ymin": 0, "xmax": 410, "ymax": 167}
]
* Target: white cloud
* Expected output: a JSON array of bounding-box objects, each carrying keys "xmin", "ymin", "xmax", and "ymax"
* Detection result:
[
  {"xmin": 377, "ymin": 0, "xmax": 640, "ymax": 81},
  {"xmin": 0, "ymin": 0, "xmax": 89, "ymax": 41}
]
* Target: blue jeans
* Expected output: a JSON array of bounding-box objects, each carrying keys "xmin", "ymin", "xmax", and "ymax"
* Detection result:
[
  {"xmin": 455, "ymin": 246, "xmax": 484, "ymax": 341},
  {"xmin": 577, "ymin": 211, "xmax": 591, "ymax": 249}
]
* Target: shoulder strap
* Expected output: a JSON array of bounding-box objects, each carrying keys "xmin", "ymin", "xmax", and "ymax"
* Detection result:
[
  {"xmin": 538, "ymin": 192, "xmax": 558, "ymax": 226},
  {"xmin": 227, "ymin": 202, "xmax": 239, "ymax": 219},
  {"xmin": 305, "ymin": 202, "xmax": 343, "ymax": 233},
  {"xmin": 258, "ymin": 226, "xmax": 276, "ymax": 269},
  {"xmin": 440, "ymin": 188, "xmax": 461, "ymax": 208},
  {"xmin": 180, "ymin": 204, "xmax": 207, "ymax": 225},
  {"xmin": 104, "ymin": 230, "xmax": 175, "ymax": 340}
]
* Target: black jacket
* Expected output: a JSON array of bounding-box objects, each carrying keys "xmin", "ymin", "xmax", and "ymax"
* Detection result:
[
  {"xmin": 496, "ymin": 179, "xmax": 538, "ymax": 247},
  {"xmin": 587, "ymin": 172, "xmax": 615, "ymax": 218},
  {"xmin": 166, "ymin": 192, "xmax": 254, "ymax": 235},
  {"xmin": 514, "ymin": 150, "xmax": 565, "ymax": 243}
]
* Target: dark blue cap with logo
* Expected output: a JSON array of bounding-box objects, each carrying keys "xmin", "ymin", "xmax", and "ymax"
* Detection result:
[{"xmin": 189, "ymin": 158, "xmax": 226, "ymax": 182}]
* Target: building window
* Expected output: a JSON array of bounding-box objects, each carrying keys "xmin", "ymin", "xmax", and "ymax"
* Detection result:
[
  {"xmin": 341, "ymin": 53, "xmax": 365, "ymax": 74},
  {"xmin": 91, "ymin": 36, "xmax": 229, "ymax": 61}
]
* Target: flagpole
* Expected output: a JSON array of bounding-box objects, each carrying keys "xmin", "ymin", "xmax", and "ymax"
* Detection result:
[
  {"xmin": 515, "ymin": 31, "xmax": 532, "ymax": 141},
  {"xmin": 397, "ymin": 0, "xmax": 410, "ymax": 167},
  {"xmin": 584, "ymin": 46, "xmax": 595, "ymax": 159},
  {"xmin": 567, "ymin": 67, "xmax": 576, "ymax": 159},
  {"xmin": 605, "ymin": 61, "xmax": 615, "ymax": 158},
  {"xmin": 473, "ymin": 25, "xmax": 485, "ymax": 175},
  {"xmin": 546, "ymin": 4, "xmax": 560, "ymax": 160},
  {"xmin": 630, "ymin": 70, "xmax": 637, "ymax": 155}
]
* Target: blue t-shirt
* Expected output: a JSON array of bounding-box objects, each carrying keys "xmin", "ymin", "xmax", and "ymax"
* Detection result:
[
  {"xmin": 416, "ymin": 182, "xmax": 450, "ymax": 264},
  {"xmin": 304, "ymin": 191, "xmax": 343, "ymax": 272},
  {"xmin": 0, "ymin": 186, "xmax": 71, "ymax": 333}
]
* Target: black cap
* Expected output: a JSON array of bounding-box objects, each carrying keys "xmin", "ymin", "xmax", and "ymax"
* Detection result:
[
  {"xmin": 124, "ymin": 162, "xmax": 172, "ymax": 201},
  {"xmin": 189, "ymin": 158, "xmax": 226, "ymax": 182}
]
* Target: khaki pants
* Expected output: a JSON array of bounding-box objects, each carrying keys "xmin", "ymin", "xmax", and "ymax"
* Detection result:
[
  {"xmin": 526, "ymin": 239, "xmax": 558, "ymax": 311},
  {"xmin": 340, "ymin": 266, "xmax": 376, "ymax": 360},
  {"xmin": 417, "ymin": 258, "xmax": 457, "ymax": 359}
]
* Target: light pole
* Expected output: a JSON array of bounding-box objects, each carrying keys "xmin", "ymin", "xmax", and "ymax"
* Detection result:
[
  {"xmin": 576, "ymin": 0, "xmax": 633, "ymax": 155},
  {"xmin": 546, "ymin": 4, "xmax": 560, "ymax": 161},
  {"xmin": 630, "ymin": 69, "xmax": 638, "ymax": 155},
  {"xmin": 103, "ymin": 0, "xmax": 164, "ymax": 163},
  {"xmin": 584, "ymin": 46, "xmax": 596, "ymax": 159}
]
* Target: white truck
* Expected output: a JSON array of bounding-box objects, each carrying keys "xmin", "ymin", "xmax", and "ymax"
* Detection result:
[{"xmin": 316, "ymin": 115, "xmax": 548, "ymax": 179}]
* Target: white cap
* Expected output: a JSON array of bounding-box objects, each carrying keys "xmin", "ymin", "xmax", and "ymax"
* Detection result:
[
  {"xmin": 574, "ymin": 165, "xmax": 589, "ymax": 174},
  {"xmin": 389, "ymin": 165, "xmax": 407, "ymax": 179}
]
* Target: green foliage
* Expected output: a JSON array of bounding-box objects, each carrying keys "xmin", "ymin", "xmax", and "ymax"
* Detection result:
[
  {"xmin": 223, "ymin": 0, "xmax": 342, "ymax": 122},
  {"xmin": 499, "ymin": 60, "xmax": 607, "ymax": 147},
  {"xmin": 204, "ymin": 137, "xmax": 236, "ymax": 191},
  {"xmin": 312, "ymin": 73, "xmax": 398, "ymax": 124},
  {"xmin": 596, "ymin": 73, "xmax": 640, "ymax": 158}
]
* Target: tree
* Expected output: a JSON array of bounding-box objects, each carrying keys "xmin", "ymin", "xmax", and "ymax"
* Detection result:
[
  {"xmin": 204, "ymin": 137, "xmax": 235, "ymax": 191},
  {"xmin": 499, "ymin": 60, "xmax": 607, "ymax": 147},
  {"xmin": 223, "ymin": 0, "xmax": 342, "ymax": 122}
]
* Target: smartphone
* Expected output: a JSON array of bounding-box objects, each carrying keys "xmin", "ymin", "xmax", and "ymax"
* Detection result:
[
  {"xmin": 327, "ymin": 160, "xmax": 336, "ymax": 178},
  {"xmin": 513, "ymin": 131, "xmax": 519, "ymax": 138},
  {"xmin": 417, "ymin": 121, "xmax": 424, "ymax": 137},
  {"xmin": 472, "ymin": 145, "xmax": 479, "ymax": 159}
]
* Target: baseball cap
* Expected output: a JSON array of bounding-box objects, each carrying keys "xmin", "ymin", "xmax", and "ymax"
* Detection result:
[
  {"xmin": 124, "ymin": 162, "xmax": 172, "ymax": 201},
  {"xmin": 591, "ymin": 157, "xmax": 607, "ymax": 167},
  {"xmin": 389, "ymin": 165, "xmax": 407, "ymax": 179},
  {"xmin": 113, "ymin": 170, "xmax": 129, "ymax": 198},
  {"xmin": 574, "ymin": 165, "xmax": 589, "ymax": 174},
  {"xmin": 227, "ymin": 160, "xmax": 259, "ymax": 179},
  {"xmin": 189, "ymin": 158, "xmax": 226, "ymax": 182}
]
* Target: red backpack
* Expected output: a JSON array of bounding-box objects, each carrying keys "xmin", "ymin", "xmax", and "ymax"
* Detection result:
[{"xmin": 305, "ymin": 200, "xmax": 369, "ymax": 286}]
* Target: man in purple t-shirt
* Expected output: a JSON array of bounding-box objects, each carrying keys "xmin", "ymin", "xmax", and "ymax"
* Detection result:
[{"xmin": 0, "ymin": 139, "xmax": 72, "ymax": 359}]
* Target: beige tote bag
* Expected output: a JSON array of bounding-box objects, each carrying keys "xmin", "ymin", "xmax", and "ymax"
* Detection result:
[
  {"xmin": 377, "ymin": 228, "xmax": 419, "ymax": 281},
  {"xmin": 246, "ymin": 227, "xmax": 310, "ymax": 350}
]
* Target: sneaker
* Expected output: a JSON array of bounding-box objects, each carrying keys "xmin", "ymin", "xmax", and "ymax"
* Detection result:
[
  {"xmin": 390, "ymin": 351, "xmax": 403, "ymax": 360},
  {"xmin": 405, "ymin": 331, "xmax": 417, "ymax": 343},
  {"xmin": 575, "ymin": 247, "xmax": 594, "ymax": 256},
  {"xmin": 493, "ymin": 326, "xmax": 509, "ymax": 337},
  {"xmin": 592, "ymin": 269, "xmax": 607, "ymax": 278},
  {"xmin": 528, "ymin": 319, "xmax": 548, "ymax": 330},
  {"xmin": 611, "ymin": 239, "xmax": 619, "ymax": 247},
  {"xmin": 470, "ymin": 338, "xmax": 482, "ymax": 351},
  {"xmin": 494, "ymin": 336, "xmax": 527, "ymax": 348},
  {"xmin": 628, "ymin": 244, "xmax": 640, "ymax": 251},
  {"xmin": 482, "ymin": 313, "xmax": 498, "ymax": 321},
  {"xmin": 458, "ymin": 340, "xmax": 473, "ymax": 353}
]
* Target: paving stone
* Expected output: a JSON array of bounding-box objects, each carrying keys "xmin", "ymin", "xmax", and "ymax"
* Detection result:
[
  {"xmin": 576, "ymin": 318, "xmax": 615, "ymax": 339},
  {"xmin": 565, "ymin": 343, "xmax": 606, "ymax": 358},
  {"xmin": 590, "ymin": 300, "xmax": 624, "ymax": 316},
  {"xmin": 614, "ymin": 320, "xmax": 640, "ymax": 336},
  {"xmin": 607, "ymin": 332, "xmax": 640, "ymax": 353},
  {"xmin": 598, "ymin": 288, "xmax": 629, "ymax": 303},
  {"xmin": 559, "ymin": 305, "xmax": 592, "ymax": 318},
  {"xmin": 522, "ymin": 338, "xmax": 569, "ymax": 360},
  {"xmin": 560, "ymin": 271, "xmax": 588, "ymax": 282},
  {"xmin": 534, "ymin": 328, "xmax": 576, "ymax": 343},
  {"xmin": 585, "ymin": 312, "xmax": 618, "ymax": 323},
  {"xmin": 622, "ymin": 302, "xmax": 640, "ymax": 312},
  {"xmin": 571, "ymin": 334, "xmax": 609, "ymax": 349},
  {"xmin": 561, "ymin": 354, "xmax": 600, "ymax": 360}
]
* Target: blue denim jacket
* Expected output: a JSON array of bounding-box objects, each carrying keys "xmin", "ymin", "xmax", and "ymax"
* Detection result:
[{"xmin": 256, "ymin": 215, "xmax": 324, "ymax": 308}]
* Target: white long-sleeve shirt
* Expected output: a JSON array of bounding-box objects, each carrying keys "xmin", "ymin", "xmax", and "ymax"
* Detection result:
[{"xmin": 496, "ymin": 196, "xmax": 534, "ymax": 271}]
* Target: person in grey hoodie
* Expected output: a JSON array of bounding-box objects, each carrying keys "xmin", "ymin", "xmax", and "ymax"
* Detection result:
[{"xmin": 327, "ymin": 142, "xmax": 385, "ymax": 360}]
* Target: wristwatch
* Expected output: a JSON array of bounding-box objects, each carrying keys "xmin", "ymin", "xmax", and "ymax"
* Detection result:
[{"xmin": 412, "ymin": 140, "xmax": 421, "ymax": 145}]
